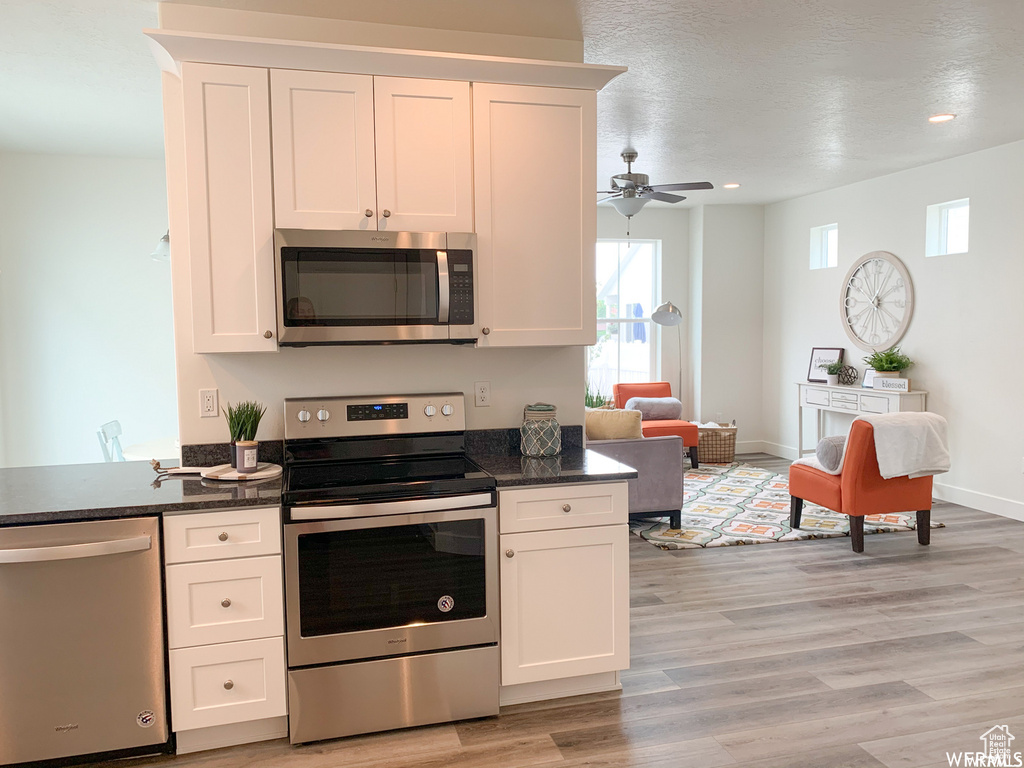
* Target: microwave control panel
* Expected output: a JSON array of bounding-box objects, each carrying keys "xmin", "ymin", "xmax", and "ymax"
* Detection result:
[{"xmin": 447, "ymin": 249, "xmax": 474, "ymax": 325}]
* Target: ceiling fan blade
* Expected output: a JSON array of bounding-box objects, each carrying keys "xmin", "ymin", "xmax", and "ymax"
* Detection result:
[
  {"xmin": 644, "ymin": 191, "xmax": 686, "ymax": 203},
  {"xmin": 597, "ymin": 194, "xmax": 623, "ymax": 203},
  {"xmin": 648, "ymin": 181, "xmax": 714, "ymax": 192},
  {"xmin": 596, "ymin": 190, "xmax": 619, "ymax": 195}
]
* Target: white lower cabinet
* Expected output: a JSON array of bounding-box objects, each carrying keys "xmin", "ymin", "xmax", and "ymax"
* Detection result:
[
  {"xmin": 163, "ymin": 507, "xmax": 286, "ymax": 745},
  {"xmin": 498, "ymin": 482, "xmax": 629, "ymax": 688}
]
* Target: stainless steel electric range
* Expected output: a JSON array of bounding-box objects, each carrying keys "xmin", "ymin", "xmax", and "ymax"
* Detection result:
[{"xmin": 281, "ymin": 392, "xmax": 499, "ymax": 744}]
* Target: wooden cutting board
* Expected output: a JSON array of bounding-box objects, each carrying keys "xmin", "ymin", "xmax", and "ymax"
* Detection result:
[{"xmin": 199, "ymin": 463, "xmax": 283, "ymax": 481}]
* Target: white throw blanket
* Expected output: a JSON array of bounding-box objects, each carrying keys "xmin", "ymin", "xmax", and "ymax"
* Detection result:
[{"xmin": 858, "ymin": 412, "xmax": 950, "ymax": 479}]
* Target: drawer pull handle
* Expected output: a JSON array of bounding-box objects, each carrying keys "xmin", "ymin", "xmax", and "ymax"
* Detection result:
[
  {"xmin": 562, "ymin": 503, "xmax": 572, "ymax": 513},
  {"xmin": 221, "ymin": 598, "xmax": 232, "ymax": 608},
  {"xmin": 223, "ymin": 680, "xmax": 234, "ymax": 690},
  {"xmin": 505, "ymin": 549, "xmax": 515, "ymax": 558},
  {"xmin": 364, "ymin": 209, "xmax": 373, "ymax": 218},
  {"xmin": 218, "ymin": 532, "xmax": 229, "ymax": 542}
]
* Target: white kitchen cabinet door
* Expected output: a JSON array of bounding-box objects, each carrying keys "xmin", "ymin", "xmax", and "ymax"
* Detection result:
[
  {"xmin": 473, "ymin": 84, "xmax": 597, "ymax": 347},
  {"xmin": 270, "ymin": 69, "xmax": 376, "ymax": 230},
  {"xmin": 373, "ymin": 77, "xmax": 473, "ymax": 232},
  {"xmin": 500, "ymin": 524, "xmax": 629, "ymax": 686},
  {"xmin": 183, "ymin": 63, "xmax": 277, "ymax": 353}
]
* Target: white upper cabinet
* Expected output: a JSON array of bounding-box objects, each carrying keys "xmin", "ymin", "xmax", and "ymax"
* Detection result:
[
  {"xmin": 271, "ymin": 72, "xmax": 473, "ymax": 232},
  {"xmin": 473, "ymin": 84, "xmax": 597, "ymax": 347},
  {"xmin": 182, "ymin": 63, "xmax": 277, "ymax": 353},
  {"xmin": 270, "ymin": 70, "xmax": 376, "ymax": 230}
]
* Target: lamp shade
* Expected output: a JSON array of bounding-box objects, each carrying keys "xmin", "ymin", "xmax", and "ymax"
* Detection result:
[
  {"xmin": 608, "ymin": 196, "xmax": 650, "ymax": 218},
  {"xmin": 150, "ymin": 230, "xmax": 170, "ymax": 262},
  {"xmin": 651, "ymin": 301, "xmax": 683, "ymax": 326}
]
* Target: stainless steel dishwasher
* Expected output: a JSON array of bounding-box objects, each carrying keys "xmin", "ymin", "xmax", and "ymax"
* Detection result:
[{"xmin": 0, "ymin": 517, "xmax": 170, "ymax": 765}]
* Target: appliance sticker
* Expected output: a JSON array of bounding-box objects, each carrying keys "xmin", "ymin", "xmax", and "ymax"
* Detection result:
[
  {"xmin": 437, "ymin": 595, "xmax": 455, "ymax": 613},
  {"xmin": 137, "ymin": 710, "xmax": 156, "ymax": 728}
]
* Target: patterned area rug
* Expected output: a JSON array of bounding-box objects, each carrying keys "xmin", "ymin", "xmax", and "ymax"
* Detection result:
[{"xmin": 631, "ymin": 462, "xmax": 944, "ymax": 550}]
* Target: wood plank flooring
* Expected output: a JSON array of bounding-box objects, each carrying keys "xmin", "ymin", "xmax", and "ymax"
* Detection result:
[{"xmin": 101, "ymin": 453, "xmax": 1024, "ymax": 768}]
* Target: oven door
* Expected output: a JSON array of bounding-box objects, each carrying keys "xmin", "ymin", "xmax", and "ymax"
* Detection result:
[{"xmin": 284, "ymin": 504, "xmax": 498, "ymax": 668}]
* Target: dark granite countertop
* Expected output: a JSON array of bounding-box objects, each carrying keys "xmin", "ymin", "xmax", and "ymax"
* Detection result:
[
  {"xmin": 470, "ymin": 449, "xmax": 637, "ymax": 487},
  {"xmin": 0, "ymin": 461, "xmax": 282, "ymax": 527}
]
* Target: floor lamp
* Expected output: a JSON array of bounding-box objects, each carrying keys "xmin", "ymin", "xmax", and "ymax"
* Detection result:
[{"xmin": 652, "ymin": 301, "xmax": 683, "ymax": 400}]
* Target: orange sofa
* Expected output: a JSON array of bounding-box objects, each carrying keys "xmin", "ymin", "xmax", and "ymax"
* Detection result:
[
  {"xmin": 612, "ymin": 382, "xmax": 700, "ymax": 469},
  {"xmin": 789, "ymin": 419, "xmax": 933, "ymax": 553}
]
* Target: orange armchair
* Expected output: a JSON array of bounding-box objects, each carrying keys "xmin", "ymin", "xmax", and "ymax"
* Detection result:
[
  {"xmin": 789, "ymin": 420, "xmax": 933, "ymax": 553},
  {"xmin": 612, "ymin": 382, "xmax": 700, "ymax": 468}
]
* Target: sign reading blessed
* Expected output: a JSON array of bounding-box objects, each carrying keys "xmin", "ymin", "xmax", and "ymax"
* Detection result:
[{"xmin": 874, "ymin": 377, "xmax": 910, "ymax": 392}]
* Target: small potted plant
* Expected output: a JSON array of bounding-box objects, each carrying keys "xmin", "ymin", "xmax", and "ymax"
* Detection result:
[
  {"xmin": 818, "ymin": 360, "xmax": 845, "ymax": 386},
  {"xmin": 224, "ymin": 400, "xmax": 267, "ymax": 473},
  {"xmin": 585, "ymin": 383, "xmax": 609, "ymax": 409},
  {"xmin": 863, "ymin": 347, "xmax": 914, "ymax": 378}
]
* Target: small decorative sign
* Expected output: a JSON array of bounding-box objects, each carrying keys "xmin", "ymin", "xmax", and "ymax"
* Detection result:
[
  {"xmin": 874, "ymin": 377, "xmax": 910, "ymax": 391},
  {"xmin": 862, "ymin": 369, "xmax": 876, "ymax": 389},
  {"xmin": 808, "ymin": 347, "xmax": 844, "ymax": 383}
]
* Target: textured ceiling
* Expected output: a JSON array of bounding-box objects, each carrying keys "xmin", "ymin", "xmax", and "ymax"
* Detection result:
[
  {"xmin": 581, "ymin": 0, "xmax": 1024, "ymax": 205},
  {"xmin": 1, "ymin": 0, "xmax": 1021, "ymax": 207}
]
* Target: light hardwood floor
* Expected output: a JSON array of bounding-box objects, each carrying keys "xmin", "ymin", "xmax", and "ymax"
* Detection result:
[{"xmin": 102, "ymin": 453, "xmax": 1024, "ymax": 768}]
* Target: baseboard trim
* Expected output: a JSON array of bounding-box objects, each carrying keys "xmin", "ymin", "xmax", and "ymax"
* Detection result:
[
  {"xmin": 746, "ymin": 441, "xmax": 797, "ymax": 460},
  {"xmin": 933, "ymin": 482, "xmax": 1024, "ymax": 522},
  {"xmin": 174, "ymin": 716, "xmax": 288, "ymax": 755},
  {"xmin": 499, "ymin": 671, "xmax": 620, "ymax": 707}
]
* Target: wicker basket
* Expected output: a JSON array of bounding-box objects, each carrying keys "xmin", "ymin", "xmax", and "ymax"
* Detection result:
[{"xmin": 698, "ymin": 423, "xmax": 738, "ymax": 463}]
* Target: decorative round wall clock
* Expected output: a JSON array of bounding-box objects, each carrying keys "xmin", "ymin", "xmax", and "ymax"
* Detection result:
[{"xmin": 840, "ymin": 251, "xmax": 914, "ymax": 352}]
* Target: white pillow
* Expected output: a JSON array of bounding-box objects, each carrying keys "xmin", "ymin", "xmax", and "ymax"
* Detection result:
[
  {"xmin": 815, "ymin": 435, "xmax": 847, "ymax": 472},
  {"xmin": 623, "ymin": 396, "xmax": 683, "ymax": 421}
]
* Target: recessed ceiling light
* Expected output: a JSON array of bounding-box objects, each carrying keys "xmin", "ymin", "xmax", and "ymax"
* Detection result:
[
  {"xmin": 928, "ymin": 113, "xmax": 956, "ymax": 123},
  {"xmin": 723, "ymin": 183, "xmax": 741, "ymax": 189}
]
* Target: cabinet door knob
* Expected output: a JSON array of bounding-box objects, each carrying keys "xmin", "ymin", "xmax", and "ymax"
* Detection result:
[
  {"xmin": 221, "ymin": 598, "xmax": 232, "ymax": 608},
  {"xmin": 223, "ymin": 680, "xmax": 234, "ymax": 690},
  {"xmin": 264, "ymin": 330, "xmax": 273, "ymax": 339},
  {"xmin": 505, "ymin": 549, "xmax": 515, "ymax": 558},
  {"xmin": 382, "ymin": 209, "xmax": 392, "ymax": 218},
  {"xmin": 482, "ymin": 327, "xmax": 491, "ymax": 335},
  {"xmin": 218, "ymin": 532, "xmax": 229, "ymax": 542},
  {"xmin": 364, "ymin": 209, "xmax": 373, "ymax": 217},
  {"xmin": 562, "ymin": 503, "xmax": 572, "ymax": 513}
]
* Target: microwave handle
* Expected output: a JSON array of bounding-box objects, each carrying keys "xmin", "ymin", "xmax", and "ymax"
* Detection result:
[{"xmin": 437, "ymin": 250, "xmax": 450, "ymax": 324}]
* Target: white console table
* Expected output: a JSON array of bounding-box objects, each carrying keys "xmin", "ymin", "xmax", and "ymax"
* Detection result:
[{"xmin": 797, "ymin": 382, "xmax": 928, "ymax": 456}]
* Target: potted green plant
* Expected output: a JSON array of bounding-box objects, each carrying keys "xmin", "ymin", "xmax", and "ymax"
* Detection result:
[
  {"xmin": 818, "ymin": 360, "xmax": 845, "ymax": 386},
  {"xmin": 224, "ymin": 400, "xmax": 266, "ymax": 472},
  {"xmin": 863, "ymin": 347, "xmax": 914, "ymax": 378},
  {"xmin": 585, "ymin": 383, "xmax": 608, "ymax": 409}
]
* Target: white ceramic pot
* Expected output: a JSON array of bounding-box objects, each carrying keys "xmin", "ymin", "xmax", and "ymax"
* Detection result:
[{"xmin": 826, "ymin": 374, "xmax": 839, "ymax": 386}]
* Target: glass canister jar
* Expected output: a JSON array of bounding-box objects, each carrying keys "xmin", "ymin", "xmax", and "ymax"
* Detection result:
[{"xmin": 520, "ymin": 403, "xmax": 561, "ymax": 457}]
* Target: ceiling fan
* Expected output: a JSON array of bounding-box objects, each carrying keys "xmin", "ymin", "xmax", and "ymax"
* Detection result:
[{"xmin": 598, "ymin": 150, "xmax": 713, "ymax": 219}]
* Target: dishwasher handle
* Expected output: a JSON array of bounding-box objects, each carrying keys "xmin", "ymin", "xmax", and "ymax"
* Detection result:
[{"xmin": 0, "ymin": 534, "xmax": 152, "ymax": 564}]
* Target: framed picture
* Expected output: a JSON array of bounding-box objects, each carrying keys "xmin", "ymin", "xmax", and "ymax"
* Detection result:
[
  {"xmin": 862, "ymin": 368, "xmax": 876, "ymax": 389},
  {"xmin": 808, "ymin": 347, "xmax": 844, "ymax": 383}
]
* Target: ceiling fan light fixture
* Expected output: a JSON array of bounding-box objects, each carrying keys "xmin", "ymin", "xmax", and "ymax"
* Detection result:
[
  {"xmin": 723, "ymin": 183, "xmax": 741, "ymax": 189},
  {"xmin": 609, "ymin": 195, "xmax": 650, "ymax": 218},
  {"xmin": 928, "ymin": 113, "xmax": 956, "ymax": 123}
]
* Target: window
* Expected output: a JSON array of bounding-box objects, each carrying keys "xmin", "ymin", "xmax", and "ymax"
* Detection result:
[
  {"xmin": 926, "ymin": 198, "xmax": 969, "ymax": 256},
  {"xmin": 809, "ymin": 223, "xmax": 838, "ymax": 269},
  {"xmin": 588, "ymin": 240, "xmax": 660, "ymax": 400}
]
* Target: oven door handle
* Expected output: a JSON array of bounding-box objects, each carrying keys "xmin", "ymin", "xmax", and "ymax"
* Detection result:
[
  {"xmin": 437, "ymin": 249, "xmax": 450, "ymax": 324},
  {"xmin": 289, "ymin": 492, "xmax": 493, "ymax": 521}
]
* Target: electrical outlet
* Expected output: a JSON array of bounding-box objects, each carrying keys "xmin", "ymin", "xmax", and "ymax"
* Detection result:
[
  {"xmin": 200, "ymin": 388, "xmax": 219, "ymax": 418},
  {"xmin": 474, "ymin": 381, "xmax": 491, "ymax": 407}
]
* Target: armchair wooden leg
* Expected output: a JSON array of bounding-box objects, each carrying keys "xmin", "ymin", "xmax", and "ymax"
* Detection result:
[
  {"xmin": 850, "ymin": 515, "xmax": 865, "ymax": 553},
  {"xmin": 917, "ymin": 510, "xmax": 931, "ymax": 545},
  {"xmin": 789, "ymin": 497, "xmax": 803, "ymax": 529},
  {"xmin": 688, "ymin": 445, "xmax": 699, "ymax": 469}
]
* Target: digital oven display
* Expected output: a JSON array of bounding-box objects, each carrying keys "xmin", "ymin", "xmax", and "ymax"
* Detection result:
[{"xmin": 347, "ymin": 403, "xmax": 409, "ymax": 421}]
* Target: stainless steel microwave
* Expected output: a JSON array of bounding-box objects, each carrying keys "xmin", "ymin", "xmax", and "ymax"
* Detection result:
[{"xmin": 275, "ymin": 230, "xmax": 478, "ymax": 346}]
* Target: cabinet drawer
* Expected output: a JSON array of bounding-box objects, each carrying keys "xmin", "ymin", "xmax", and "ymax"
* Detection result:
[
  {"xmin": 802, "ymin": 387, "xmax": 830, "ymax": 407},
  {"xmin": 164, "ymin": 507, "xmax": 281, "ymax": 564},
  {"xmin": 860, "ymin": 395, "xmax": 891, "ymax": 414},
  {"xmin": 831, "ymin": 392, "xmax": 858, "ymax": 404},
  {"xmin": 831, "ymin": 400, "xmax": 859, "ymax": 411},
  {"xmin": 169, "ymin": 637, "xmax": 286, "ymax": 731},
  {"xmin": 167, "ymin": 556, "xmax": 284, "ymax": 648},
  {"xmin": 498, "ymin": 482, "xmax": 627, "ymax": 534}
]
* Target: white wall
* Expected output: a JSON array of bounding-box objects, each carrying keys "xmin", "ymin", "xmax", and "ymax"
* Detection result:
[
  {"xmin": 763, "ymin": 141, "xmax": 1024, "ymax": 518},
  {"xmin": 690, "ymin": 206, "xmax": 765, "ymax": 448},
  {"xmin": 0, "ymin": 152, "xmax": 178, "ymax": 468},
  {"xmin": 596, "ymin": 206, "xmax": 690, "ymax": 409}
]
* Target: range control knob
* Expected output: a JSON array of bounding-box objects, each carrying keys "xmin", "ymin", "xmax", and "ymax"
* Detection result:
[
  {"xmin": 297, "ymin": 409, "xmax": 312, "ymax": 423},
  {"xmin": 441, "ymin": 403, "xmax": 454, "ymax": 417},
  {"xmin": 423, "ymin": 405, "xmax": 437, "ymax": 417},
  {"xmin": 317, "ymin": 408, "xmax": 331, "ymax": 422}
]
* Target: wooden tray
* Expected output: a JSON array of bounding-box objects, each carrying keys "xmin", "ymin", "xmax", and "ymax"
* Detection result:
[{"xmin": 199, "ymin": 463, "xmax": 282, "ymax": 481}]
